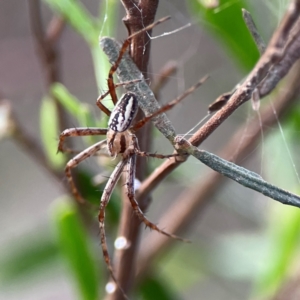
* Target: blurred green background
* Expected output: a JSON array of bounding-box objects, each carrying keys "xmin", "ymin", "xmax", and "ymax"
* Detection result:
[{"xmin": 1, "ymin": 0, "xmax": 300, "ymax": 299}]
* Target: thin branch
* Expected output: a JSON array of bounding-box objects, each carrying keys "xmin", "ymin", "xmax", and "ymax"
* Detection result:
[
  {"xmin": 100, "ymin": 2, "xmax": 300, "ymax": 298},
  {"xmin": 271, "ymin": 272, "xmax": 300, "ymax": 300},
  {"xmin": 136, "ymin": 59, "xmax": 300, "ymax": 278},
  {"xmin": 151, "ymin": 61, "xmax": 178, "ymax": 97},
  {"xmin": 28, "ymin": 0, "xmax": 68, "ymax": 133},
  {"xmin": 209, "ymin": 4, "xmax": 300, "ymax": 113},
  {"xmin": 46, "ymin": 15, "xmax": 65, "ymax": 45},
  {"xmin": 28, "ymin": 0, "xmax": 62, "ymax": 86},
  {"xmin": 259, "ymin": 18, "xmax": 300, "ymax": 96},
  {"xmin": 137, "ymin": 0, "xmax": 300, "ymax": 201},
  {"xmin": 103, "ymin": 1, "xmax": 159, "ymax": 299},
  {"xmin": 0, "ymin": 99, "xmax": 64, "ymax": 183}
]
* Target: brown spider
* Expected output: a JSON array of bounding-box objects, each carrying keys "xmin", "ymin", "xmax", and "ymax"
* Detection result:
[{"xmin": 58, "ymin": 16, "xmax": 207, "ymax": 298}]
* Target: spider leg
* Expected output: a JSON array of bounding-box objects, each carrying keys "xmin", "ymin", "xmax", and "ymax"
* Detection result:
[
  {"xmin": 106, "ymin": 16, "xmax": 170, "ymax": 106},
  {"xmin": 58, "ymin": 127, "xmax": 107, "ymax": 153},
  {"xmin": 135, "ymin": 149, "xmax": 179, "ymax": 159},
  {"xmin": 98, "ymin": 159, "xmax": 129, "ymax": 299},
  {"xmin": 65, "ymin": 139, "xmax": 107, "ymax": 203},
  {"xmin": 61, "ymin": 149, "xmax": 111, "ymax": 156},
  {"xmin": 96, "ymin": 79, "xmax": 142, "ymax": 116},
  {"xmin": 126, "ymin": 154, "xmax": 190, "ymax": 242},
  {"xmin": 132, "ymin": 75, "xmax": 209, "ymax": 131},
  {"xmin": 96, "ymin": 98, "xmax": 111, "ymax": 117}
]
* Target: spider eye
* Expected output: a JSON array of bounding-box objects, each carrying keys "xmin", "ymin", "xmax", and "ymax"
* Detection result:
[{"xmin": 108, "ymin": 92, "xmax": 138, "ymax": 132}]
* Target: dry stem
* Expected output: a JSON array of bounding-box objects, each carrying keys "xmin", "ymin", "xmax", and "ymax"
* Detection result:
[
  {"xmin": 105, "ymin": 1, "xmax": 159, "ymax": 299},
  {"xmin": 137, "ymin": 59, "xmax": 300, "ymax": 280}
]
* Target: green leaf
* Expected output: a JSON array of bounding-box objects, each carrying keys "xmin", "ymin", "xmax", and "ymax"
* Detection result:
[
  {"xmin": 75, "ymin": 168, "xmax": 121, "ymax": 224},
  {"xmin": 286, "ymin": 102, "xmax": 300, "ymax": 138},
  {"xmin": 40, "ymin": 95, "xmax": 66, "ymax": 170},
  {"xmin": 51, "ymin": 83, "xmax": 96, "ymax": 128},
  {"xmin": 42, "ymin": 0, "xmax": 98, "ymax": 46},
  {"xmin": 187, "ymin": 0, "xmax": 259, "ymax": 70},
  {"xmin": 138, "ymin": 274, "xmax": 180, "ymax": 300},
  {"xmin": 158, "ymin": 244, "xmax": 205, "ymax": 291},
  {"xmin": 0, "ymin": 230, "xmax": 58, "ymax": 284},
  {"xmin": 253, "ymin": 206, "xmax": 300, "ymax": 298},
  {"xmin": 51, "ymin": 197, "xmax": 99, "ymax": 300},
  {"xmin": 264, "ymin": 129, "xmax": 299, "ymax": 191},
  {"xmin": 92, "ymin": 0, "xmax": 119, "ymax": 92},
  {"xmin": 51, "ymin": 83, "xmax": 82, "ymax": 116},
  {"xmin": 252, "ymin": 130, "xmax": 300, "ymax": 298},
  {"xmin": 79, "ymin": 104, "xmax": 97, "ymax": 127}
]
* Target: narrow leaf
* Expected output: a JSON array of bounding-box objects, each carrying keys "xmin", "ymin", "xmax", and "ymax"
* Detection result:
[
  {"xmin": 0, "ymin": 231, "xmax": 58, "ymax": 283},
  {"xmin": 51, "ymin": 83, "xmax": 95, "ymax": 129},
  {"xmin": 253, "ymin": 206, "xmax": 300, "ymax": 298},
  {"xmin": 40, "ymin": 95, "xmax": 65, "ymax": 170},
  {"xmin": 139, "ymin": 274, "xmax": 180, "ymax": 300},
  {"xmin": 51, "ymin": 197, "xmax": 99, "ymax": 300},
  {"xmin": 42, "ymin": 0, "xmax": 98, "ymax": 46},
  {"xmin": 187, "ymin": 0, "xmax": 259, "ymax": 70}
]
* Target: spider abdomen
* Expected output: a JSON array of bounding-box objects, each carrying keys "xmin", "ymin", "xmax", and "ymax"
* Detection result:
[{"xmin": 108, "ymin": 92, "xmax": 138, "ymax": 132}]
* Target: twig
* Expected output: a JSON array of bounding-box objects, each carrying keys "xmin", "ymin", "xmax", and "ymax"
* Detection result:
[
  {"xmin": 137, "ymin": 0, "xmax": 300, "ymax": 201},
  {"xmin": 101, "ymin": 1, "xmax": 300, "ymax": 297},
  {"xmin": 151, "ymin": 61, "xmax": 178, "ymax": 96},
  {"xmin": 28, "ymin": 0, "xmax": 63, "ymax": 86},
  {"xmin": 135, "ymin": 2, "xmax": 300, "ymax": 278},
  {"xmin": 0, "ymin": 99, "xmax": 64, "ymax": 183},
  {"xmin": 136, "ymin": 59, "xmax": 300, "ymax": 278},
  {"xmin": 259, "ymin": 18, "xmax": 300, "ymax": 97},
  {"xmin": 271, "ymin": 272, "xmax": 300, "ymax": 300},
  {"xmin": 28, "ymin": 0, "xmax": 68, "ymax": 135},
  {"xmin": 103, "ymin": 1, "xmax": 159, "ymax": 299},
  {"xmin": 209, "ymin": 4, "xmax": 300, "ymax": 112},
  {"xmin": 242, "ymin": 6, "xmax": 300, "ymax": 99}
]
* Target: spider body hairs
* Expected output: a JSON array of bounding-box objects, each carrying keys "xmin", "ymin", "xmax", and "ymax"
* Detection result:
[{"xmin": 58, "ymin": 16, "xmax": 207, "ymax": 299}]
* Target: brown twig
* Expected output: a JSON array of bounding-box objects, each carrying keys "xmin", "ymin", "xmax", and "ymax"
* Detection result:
[
  {"xmin": 271, "ymin": 271, "xmax": 300, "ymax": 300},
  {"xmin": 106, "ymin": 1, "xmax": 159, "ymax": 299},
  {"xmin": 136, "ymin": 58, "xmax": 300, "ymax": 280},
  {"xmin": 28, "ymin": 0, "xmax": 67, "ymax": 132},
  {"xmin": 136, "ymin": 0, "xmax": 300, "ymax": 203},
  {"xmin": 137, "ymin": 0, "xmax": 300, "ymax": 276},
  {"xmin": 28, "ymin": 0, "xmax": 63, "ymax": 86},
  {"xmin": 102, "ymin": 1, "xmax": 300, "ymax": 298},
  {"xmin": 151, "ymin": 61, "xmax": 178, "ymax": 97}
]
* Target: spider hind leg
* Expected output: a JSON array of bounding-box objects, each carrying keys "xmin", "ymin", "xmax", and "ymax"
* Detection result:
[
  {"xmin": 126, "ymin": 155, "xmax": 190, "ymax": 242},
  {"xmin": 98, "ymin": 159, "xmax": 130, "ymax": 300}
]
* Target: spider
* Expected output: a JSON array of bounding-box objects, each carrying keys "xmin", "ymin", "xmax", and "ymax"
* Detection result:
[{"xmin": 58, "ymin": 16, "xmax": 207, "ymax": 298}]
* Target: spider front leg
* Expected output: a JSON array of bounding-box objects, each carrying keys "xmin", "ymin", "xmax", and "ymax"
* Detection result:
[
  {"xmin": 98, "ymin": 159, "xmax": 129, "ymax": 299},
  {"xmin": 58, "ymin": 127, "xmax": 108, "ymax": 153},
  {"xmin": 96, "ymin": 79, "xmax": 143, "ymax": 115},
  {"xmin": 64, "ymin": 139, "xmax": 107, "ymax": 203},
  {"xmin": 132, "ymin": 75, "xmax": 208, "ymax": 131},
  {"xmin": 126, "ymin": 154, "xmax": 189, "ymax": 242}
]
